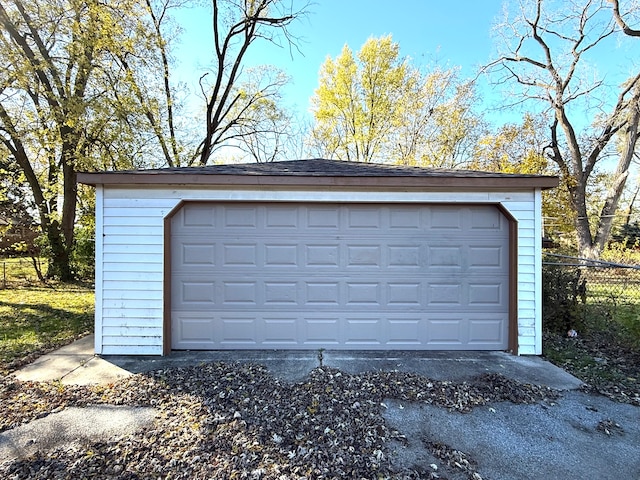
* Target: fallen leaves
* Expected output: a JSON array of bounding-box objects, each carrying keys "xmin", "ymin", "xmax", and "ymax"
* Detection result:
[
  {"xmin": 425, "ymin": 441, "xmax": 483, "ymax": 480},
  {"xmin": 0, "ymin": 363, "xmax": 561, "ymax": 479},
  {"xmin": 596, "ymin": 418, "xmax": 624, "ymax": 436},
  {"xmin": 544, "ymin": 332, "xmax": 640, "ymax": 406}
]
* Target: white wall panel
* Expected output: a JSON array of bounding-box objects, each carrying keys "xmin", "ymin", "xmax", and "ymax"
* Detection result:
[
  {"xmin": 103, "ymin": 225, "xmax": 164, "ymax": 237},
  {"xmin": 103, "ymin": 244, "xmax": 164, "ymax": 255},
  {"xmin": 102, "ymin": 326, "xmax": 163, "ymax": 336},
  {"xmin": 102, "ymin": 299, "xmax": 163, "ymax": 309},
  {"xmin": 101, "ymin": 344, "xmax": 163, "ymax": 355},
  {"xmin": 103, "ymin": 280, "xmax": 163, "ymax": 291},
  {"xmin": 102, "ymin": 308, "xmax": 163, "ymax": 319},
  {"xmin": 94, "ymin": 185, "xmax": 104, "ymax": 354}
]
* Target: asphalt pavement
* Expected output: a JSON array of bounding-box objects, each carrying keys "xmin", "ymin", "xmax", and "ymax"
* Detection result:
[{"xmin": 3, "ymin": 335, "xmax": 639, "ymax": 479}]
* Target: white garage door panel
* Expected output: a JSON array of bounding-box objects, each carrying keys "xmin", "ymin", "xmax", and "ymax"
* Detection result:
[
  {"xmin": 172, "ymin": 312, "xmax": 505, "ymax": 350},
  {"xmin": 171, "ymin": 203, "xmax": 509, "ymax": 350},
  {"xmin": 173, "ymin": 276, "xmax": 505, "ymax": 310}
]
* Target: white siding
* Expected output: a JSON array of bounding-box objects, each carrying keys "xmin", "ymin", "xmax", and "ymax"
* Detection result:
[
  {"xmin": 501, "ymin": 194, "xmax": 540, "ymax": 354},
  {"xmin": 94, "ymin": 185, "xmax": 104, "ymax": 354},
  {"xmin": 534, "ymin": 188, "xmax": 544, "ymax": 355},
  {"xmin": 95, "ymin": 186, "xmax": 542, "ymax": 355},
  {"xmin": 98, "ymin": 190, "xmax": 174, "ymax": 355}
]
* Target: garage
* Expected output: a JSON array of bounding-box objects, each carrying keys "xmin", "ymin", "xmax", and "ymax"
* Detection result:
[
  {"xmin": 170, "ymin": 202, "xmax": 509, "ymax": 350},
  {"xmin": 78, "ymin": 158, "xmax": 557, "ymax": 356}
]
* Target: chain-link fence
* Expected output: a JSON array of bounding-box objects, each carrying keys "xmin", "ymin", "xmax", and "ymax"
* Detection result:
[
  {"xmin": 0, "ymin": 256, "xmax": 45, "ymax": 288},
  {"xmin": 542, "ymin": 253, "xmax": 640, "ymax": 335},
  {"xmin": 543, "ymin": 253, "xmax": 640, "ymax": 305}
]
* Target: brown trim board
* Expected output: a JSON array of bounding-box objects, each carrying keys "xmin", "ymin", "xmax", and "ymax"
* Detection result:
[
  {"xmin": 79, "ymin": 172, "xmax": 558, "ymax": 190},
  {"xmin": 496, "ymin": 204, "xmax": 519, "ymax": 354},
  {"xmin": 162, "ymin": 200, "xmax": 187, "ymax": 355}
]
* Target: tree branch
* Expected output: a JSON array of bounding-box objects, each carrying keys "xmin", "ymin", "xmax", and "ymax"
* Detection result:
[
  {"xmin": 611, "ymin": 0, "xmax": 640, "ymax": 36},
  {"xmin": 197, "ymin": 0, "xmax": 307, "ymax": 164}
]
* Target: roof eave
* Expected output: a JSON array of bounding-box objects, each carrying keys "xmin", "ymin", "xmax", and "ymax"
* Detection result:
[{"xmin": 77, "ymin": 172, "xmax": 559, "ymax": 190}]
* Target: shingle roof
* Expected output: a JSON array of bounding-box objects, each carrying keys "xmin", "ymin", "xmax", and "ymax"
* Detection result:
[{"xmin": 78, "ymin": 158, "xmax": 559, "ymax": 189}]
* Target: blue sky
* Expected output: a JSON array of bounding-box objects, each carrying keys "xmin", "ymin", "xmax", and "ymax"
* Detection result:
[
  {"xmin": 173, "ymin": 1, "xmax": 505, "ymax": 117},
  {"xmin": 172, "ymin": 0, "xmax": 638, "ymax": 129}
]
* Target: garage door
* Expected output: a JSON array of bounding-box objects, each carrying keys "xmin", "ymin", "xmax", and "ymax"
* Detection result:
[{"xmin": 170, "ymin": 203, "xmax": 509, "ymax": 350}]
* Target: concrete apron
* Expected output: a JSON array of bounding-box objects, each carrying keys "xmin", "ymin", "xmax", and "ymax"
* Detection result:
[
  {"xmin": 14, "ymin": 335, "xmax": 133, "ymax": 385},
  {"xmin": 107, "ymin": 349, "xmax": 584, "ymax": 390},
  {"xmin": 14, "ymin": 335, "xmax": 583, "ymax": 390},
  {"xmin": 10, "ymin": 337, "xmax": 640, "ymax": 480}
]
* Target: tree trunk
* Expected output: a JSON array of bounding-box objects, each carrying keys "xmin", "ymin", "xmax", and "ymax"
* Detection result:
[
  {"xmin": 46, "ymin": 223, "xmax": 73, "ymax": 281},
  {"xmin": 49, "ymin": 166, "xmax": 77, "ymax": 282},
  {"xmin": 624, "ymin": 185, "xmax": 639, "ymax": 226},
  {"xmin": 593, "ymin": 87, "xmax": 640, "ymax": 255},
  {"xmin": 61, "ymin": 163, "xmax": 77, "ymax": 249},
  {"xmin": 568, "ymin": 182, "xmax": 598, "ymax": 258}
]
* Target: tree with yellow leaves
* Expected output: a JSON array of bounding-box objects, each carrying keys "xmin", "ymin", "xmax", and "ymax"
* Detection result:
[
  {"xmin": 309, "ymin": 35, "xmax": 482, "ymax": 166},
  {"xmin": 0, "ymin": 0, "xmax": 178, "ymax": 279}
]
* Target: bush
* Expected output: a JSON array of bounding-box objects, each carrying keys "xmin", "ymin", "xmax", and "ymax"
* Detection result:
[
  {"xmin": 542, "ymin": 264, "xmax": 586, "ymax": 334},
  {"xmin": 611, "ymin": 222, "xmax": 640, "ymax": 250},
  {"xmin": 71, "ymin": 225, "xmax": 95, "ymax": 280}
]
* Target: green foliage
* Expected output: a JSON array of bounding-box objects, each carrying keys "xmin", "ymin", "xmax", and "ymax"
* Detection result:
[
  {"xmin": 0, "ymin": 0, "xmax": 186, "ymax": 281},
  {"xmin": 614, "ymin": 304, "xmax": 640, "ymax": 347},
  {"xmin": 311, "ymin": 36, "xmax": 406, "ymax": 162},
  {"xmin": 611, "ymin": 222, "xmax": 640, "ymax": 250},
  {"xmin": 0, "ymin": 286, "xmax": 94, "ymax": 372},
  {"xmin": 0, "ymin": 198, "xmax": 39, "ymax": 256},
  {"xmin": 309, "ymin": 35, "xmax": 481, "ymax": 166},
  {"xmin": 71, "ymin": 225, "xmax": 95, "ymax": 280},
  {"xmin": 543, "ymin": 260, "xmax": 640, "ymax": 354},
  {"xmin": 471, "ymin": 114, "xmax": 549, "ymax": 174},
  {"xmin": 600, "ymin": 240, "xmax": 640, "ymax": 266},
  {"xmin": 542, "ymin": 265, "xmax": 586, "ymax": 334},
  {"xmin": 470, "ymin": 114, "xmax": 576, "ymax": 238}
]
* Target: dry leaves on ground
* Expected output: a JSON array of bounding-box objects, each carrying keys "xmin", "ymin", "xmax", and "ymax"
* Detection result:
[
  {"xmin": 1, "ymin": 363, "xmax": 560, "ymax": 479},
  {"xmin": 543, "ymin": 332, "xmax": 640, "ymax": 406}
]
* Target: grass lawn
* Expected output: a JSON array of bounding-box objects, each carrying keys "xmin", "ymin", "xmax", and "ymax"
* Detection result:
[
  {"xmin": 586, "ymin": 302, "xmax": 640, "ymax": 347},
  {"xmin": 0, "ymin": 285, "xmax": 94, "ymax": 373},
  {"xmin": 0, "ymin": 256, "xmax": 45, "ymax": 287},
  {"xmin": 543, "ymin": 298, "xmax": 640, "ymax": 404}
]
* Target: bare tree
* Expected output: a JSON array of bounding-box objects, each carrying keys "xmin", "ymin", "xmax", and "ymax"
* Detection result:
[
  {"xmin": 393, "ymin": 68, "xmax": 484, "ymax": 168},
  {"xmin": 225, "ymin": 65, "xmax": 296, "ymax": 163},
  {"xmin": 488, "ymin": 0, "xmax": 640, "ymax": 258},
  {"xmin": 194, "ymin": 0, "xmax": 307, "ymax": 165},
  {"xmin": 611, "ymin": 0, "xmax": 640, "ymax": 36},
  {"xmin": 235, "ymin": 99, "xmax": 297, "ymax": 163},
  {"xmin": 139, "ymin": 0, "xmax": 184, "ymax": 167}
]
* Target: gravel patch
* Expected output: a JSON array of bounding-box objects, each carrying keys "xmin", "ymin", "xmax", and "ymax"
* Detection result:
[{"xmin": 0, "ymin": 362, "xmax": 560, "ymax": 479}]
